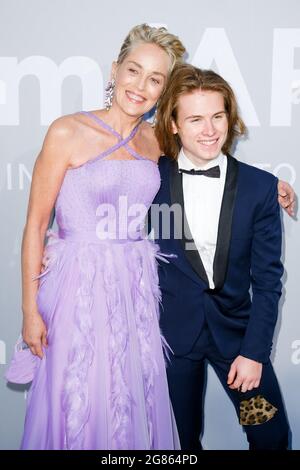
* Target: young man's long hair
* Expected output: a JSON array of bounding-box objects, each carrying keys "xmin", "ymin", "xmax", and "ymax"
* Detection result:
[{"xmin": 155, "ymin": 64, "xmax": 247, "ymax": 159}]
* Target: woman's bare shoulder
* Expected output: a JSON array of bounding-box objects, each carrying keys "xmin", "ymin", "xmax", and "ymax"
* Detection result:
[
  {"xmin": 47, "ymin": 113, "xmax": 83, "ymax": 139},
  {"xmin": 37, "ymin": 113, "xmax": 85, "ymax": 167}
]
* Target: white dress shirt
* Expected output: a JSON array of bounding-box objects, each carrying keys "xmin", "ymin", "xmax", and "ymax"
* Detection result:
[{"xmin": 178, "ymin": 149, "xmax": 227, "ymax": 289}]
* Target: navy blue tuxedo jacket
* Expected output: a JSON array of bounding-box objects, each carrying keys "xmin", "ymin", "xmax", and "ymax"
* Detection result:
[{"xmin": 150, "ymin": 155, "xmax": 283, "ymax": 364}]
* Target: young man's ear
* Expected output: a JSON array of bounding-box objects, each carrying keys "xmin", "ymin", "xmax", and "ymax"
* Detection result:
[{"xmin": 171, "ymin": 119, "xmax": 178, "ymax": 135}]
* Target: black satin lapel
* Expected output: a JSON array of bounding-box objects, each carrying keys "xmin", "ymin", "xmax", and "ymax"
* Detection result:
[
  {"xmin": 170, "ymin": 160, "xmax": 209, "ymax": 285},
  {"xmin": 212, "ymin": 155, "xmax": 239, "ymax": 291}
]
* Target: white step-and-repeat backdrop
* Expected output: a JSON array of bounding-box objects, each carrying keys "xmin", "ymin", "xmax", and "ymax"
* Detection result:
[{"xmin": 0, "ymin": 0, "xmax": 299, "ymax": 449}]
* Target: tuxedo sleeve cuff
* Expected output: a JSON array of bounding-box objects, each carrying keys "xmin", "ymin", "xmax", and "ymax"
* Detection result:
[{"xmin": 239, "ymin": 347, "xmax": 271, "ymax": 364}]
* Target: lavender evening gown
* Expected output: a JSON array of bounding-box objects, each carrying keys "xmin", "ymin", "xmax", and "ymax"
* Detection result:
[{"xmin": 6, "ymin": 111, "xmax": 180, "ymax": 450}]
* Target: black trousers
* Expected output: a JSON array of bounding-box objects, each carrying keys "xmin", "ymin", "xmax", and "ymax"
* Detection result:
[{"xmin": 166, "ymin": 322, "xmax": 290, "ymax": 450}]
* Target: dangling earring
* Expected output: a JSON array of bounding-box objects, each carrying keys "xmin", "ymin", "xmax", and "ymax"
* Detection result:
[
  {"xmin": 104, "ymin": 78, "xmax": 115, "ymax": 110},
  {"xmin": 151, "ymin": 104, "xmax": 158, "ymax": 128}
]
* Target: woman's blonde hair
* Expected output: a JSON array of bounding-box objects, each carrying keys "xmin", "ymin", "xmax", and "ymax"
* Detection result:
[
  {"xmin": 155, "ymin": 64, "xmax": 247, "ymax": 159},
  {"xmin": 117, "ymin": 24, "xmax": 186, "ymax": 72}
]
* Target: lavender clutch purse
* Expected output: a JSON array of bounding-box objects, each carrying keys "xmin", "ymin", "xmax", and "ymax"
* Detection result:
[{"xmin": 5, "ymin": 336, "xmax": 39, "ymax": 384}]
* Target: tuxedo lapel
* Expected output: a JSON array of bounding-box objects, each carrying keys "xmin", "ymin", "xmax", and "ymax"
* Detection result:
[
  {"xmin": 212, "ymin": 155, "xmax": 239, "ymax": 291},
  {"xmin": 169, "ymin": 160, "xmax": 209, "ymax": 285}
]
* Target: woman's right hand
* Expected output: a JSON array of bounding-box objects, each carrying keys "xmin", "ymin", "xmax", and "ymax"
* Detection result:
[{"xmin": 22, "ymin": 313, "xmax": 48, "ymax": 359}]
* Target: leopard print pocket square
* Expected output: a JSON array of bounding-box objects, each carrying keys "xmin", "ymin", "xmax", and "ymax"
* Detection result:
[{"xmin": 240, "ymin": 395, "xmax": 278, "ymax": 425}]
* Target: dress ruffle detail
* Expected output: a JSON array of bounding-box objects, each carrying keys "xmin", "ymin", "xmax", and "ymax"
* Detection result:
[
  {"xmin": 103, "ymin": 245, "xmax": 132, "ymax": 449},
  {"xmin": 42, "ymin": 232, "xmax": 98, "ymax": 449},
  {"xmin": 61, "ymin": 243, "xmax": 96, "ymax": 450},
  {"xmin": 148, "ymin": 241, "xmax": 175, "ymax": 364},
  {"xmin": 126, "ymin": 240, "xmax": 161, "ymax": 449}
]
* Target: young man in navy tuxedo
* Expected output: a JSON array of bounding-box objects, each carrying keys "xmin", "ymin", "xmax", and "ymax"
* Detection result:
[{"xmin": 152, "ymin": 64, "xmax": 290, "ymax": 450}]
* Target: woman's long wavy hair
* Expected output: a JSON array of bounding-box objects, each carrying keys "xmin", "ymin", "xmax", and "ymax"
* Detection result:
[{"xmin": 155, "ymin": 64, "xmax": 247, "ymax": 159}]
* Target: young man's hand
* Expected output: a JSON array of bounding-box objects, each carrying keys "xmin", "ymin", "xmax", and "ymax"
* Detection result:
[
  {"xmin": 278, "ymin": 180, "xmax": 296, "ymax": 217},
  {"xmin": 227, "ymin": 355, "xmax": 262, "ymax": 393}
]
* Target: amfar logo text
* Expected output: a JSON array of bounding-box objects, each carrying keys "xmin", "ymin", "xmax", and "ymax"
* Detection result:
[{"xmin": 0, "ymin": 28, "xmax": 299, "ymax": 126}]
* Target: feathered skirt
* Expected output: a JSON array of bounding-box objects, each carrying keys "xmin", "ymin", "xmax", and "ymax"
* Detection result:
[{"xmin": 6, "ymin": 232, "xmax": 179, "ymax": 450}]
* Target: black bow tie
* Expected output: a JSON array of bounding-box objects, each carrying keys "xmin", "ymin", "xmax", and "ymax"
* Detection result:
[{"xmin": 179, "ymin": 165, "xmax": 220, "ymax": 178}]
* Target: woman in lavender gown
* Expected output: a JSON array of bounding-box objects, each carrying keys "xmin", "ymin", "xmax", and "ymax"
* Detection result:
[{"xmin": 6, "ymin": 24, "xmax": 185, "ymax": 450}]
